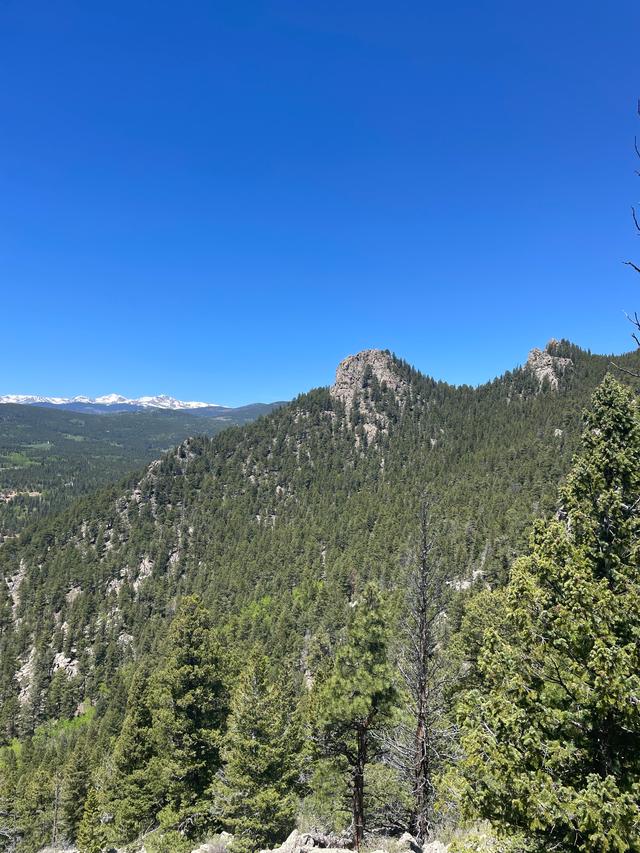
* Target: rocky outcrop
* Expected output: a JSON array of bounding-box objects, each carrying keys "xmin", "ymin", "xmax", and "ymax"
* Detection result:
[
  {"xmin": 192, "ymin": 835, "xmax": 233, "ymax": 853},
  {"xmin": 259, "ymin": 828, "xmax": 351, "ymax": 852},
  {"xmin": 330, "ymin": 349, "xmax": 407, "ymax": 410},
  {"xmin": 330, "ymin": 349, "xmax": 409, "ymax": 447},
  {"xmin": 422, "ymin": 842, "xmax": 448, "ymax": 853},
  {"xmin": 256, "ymin": 828, "xmax": 432, "ymax": 852},
  {"xmin": 526, "ymin": 342, "xmax": 573, "ymax": 390}
]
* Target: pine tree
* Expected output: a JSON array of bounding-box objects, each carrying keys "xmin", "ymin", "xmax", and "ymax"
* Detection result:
[
  {"xmin": 76, "ymin": 788, "xmax": 107, "ymax": 853},
  {"xmin": 150, "ymin": 595, "xmax": 228, "ymax": 836},
  {"xmin": 215, "ymin": 652, "xmax": 303, "ymax": 852},
  {"xmin": 60, "ymin": 738, "xmax": 91, "ymax": 842},
  {"xmin": 313, "ymin": 582, "xmax": 397, "ymax": 850},
  {"xmin": 108, "ymin": 666, "xmax": 162, "ymax": 841},
  {"xmin": 457, "ymin": 376, "xmax": 640, "ymax": 851},
  {"xmin": 0, "ymin": 748, "xmax": 19, "ymax": 852}
]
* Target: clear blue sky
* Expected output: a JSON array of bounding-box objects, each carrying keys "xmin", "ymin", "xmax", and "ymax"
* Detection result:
[{"xmin": 1, "ymin": 1, "xmax": 639, "ymax": 406}]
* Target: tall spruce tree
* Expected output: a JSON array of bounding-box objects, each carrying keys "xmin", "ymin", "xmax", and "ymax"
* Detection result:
[
  {"xmin": 313, "ymin": 582, "xmax": 397, "ymax": 851},
  {"xmin": 60, "ymin": 738, "xmax": 91, "ymax": 843},
  {"xmin": 149, "ymin": 595, "xmax": 228, "ymax": 837},
  {"xmin": 108, "ymin": 666, "xmax": 162, "ymax": 841},
  {"xmin": 76, "ymin": 788, "xmax": 107, "ymax": 853},
  {"xmin": 215, "ymin": 652, "xmax": 303, "ymax": 852},
  {"xmin": 457, "ymin": 376, "xmax": 640, "ymax": 852}
]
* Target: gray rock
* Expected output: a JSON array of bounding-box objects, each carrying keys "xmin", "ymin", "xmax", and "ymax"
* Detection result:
[
  {"xmin": 422, "ymin": 841, "xmax": 448, "ymax": 853},
  {"xmin": 37, "ymin": 848, "xmax": 80, "ymax": 853},
  {"xmin": 260, "ymin": 828, "xmax": 351, "ymax": 852},
  {"xmin": 330, "ymin": 349, "xmax": 408, "ymax": 411},
  {"xmin": 526, "ymin": 344, "xmax": 573, "ymax": 391},
  {"xmin": 398, "ymin": 832, "xmax": 421, "ymax": 852},
  {"xmin": 191, "ymin": 833, "xmax": 233, "ymax": 853}
]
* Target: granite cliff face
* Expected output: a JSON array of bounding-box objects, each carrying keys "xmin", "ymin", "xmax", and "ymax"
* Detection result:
[
  {"xmin": 330, "ymin": 349, "xmax": 408, "ymax": 409},
  {"xmin": 526, "ymin": 342, "xmax": 573, "ymax": 390},
  {"xmin": 330, "ymin": 349, "xmax": 409, "ymax": 445}
]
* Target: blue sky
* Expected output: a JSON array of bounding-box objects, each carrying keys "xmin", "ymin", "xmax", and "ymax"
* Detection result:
[{"xmin": 1, "ymin": 1, "xmax": 639, "ymax": 405}]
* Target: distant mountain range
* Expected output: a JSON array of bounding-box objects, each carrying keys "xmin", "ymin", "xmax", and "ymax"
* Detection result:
[
  {"xmin": 0, "ymin": 393, "xmax": 225, "ymax": 412},
  {"xmin": 0, "ymin": 394, "xmax": 285, "ymax": 418},
  {"xmin": 0, "ymin": 396, "xmax": 285, "ymax": 537}
]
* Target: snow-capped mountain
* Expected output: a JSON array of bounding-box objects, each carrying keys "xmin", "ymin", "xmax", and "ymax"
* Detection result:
[{"xmin": 0, "ymin": 393, "xmax": 226, "ymax": 411}]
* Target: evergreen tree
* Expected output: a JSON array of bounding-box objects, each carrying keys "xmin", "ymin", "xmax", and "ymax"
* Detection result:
[
  {"xmin": 76, "ymin": 788, "xmax": 107, "ymax": 853},
  {"xmin": 60, "ymin": 738, "xmax": 91, "ymax": 842},
  {"xmin": 457, "ymin": 376, "xmax": 640, "ymax": 851},
  {"xmin": 313, "ymin": 583, "xmax": 397, "ymax": 850},
  {"xmin": 150, "ymin": 596, "xmax": 228, "ymax": 837},
  {"xmin": 108, "ymin": 666, "xmax": 163, "ymax": 841},
  {"xmin": 215, "ymin": 652, "xmax": 303, "ymax": 852},
  {"xmin": 0, "ymin": 748, "xmax": 19, "ymax": 852}
]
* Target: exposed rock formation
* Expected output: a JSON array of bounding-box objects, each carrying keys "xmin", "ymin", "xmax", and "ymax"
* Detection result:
[
  {"xmin": 258, "ymin": 828, "xmax": 351, "ymax": 852},
  {"xmin": 422, "ymin": 842, "xmax": 448, "ymax": 853},
  {"xmin": 330, "ymin": 349, "xmax": 409, "ymax": 447},
  {"xmin": 330, "ymin": 349, "xmax": 407, "ymax": 410},
  {"xmin": 526, "ymin": 342, "xmax": 573, "ymax": 390}
]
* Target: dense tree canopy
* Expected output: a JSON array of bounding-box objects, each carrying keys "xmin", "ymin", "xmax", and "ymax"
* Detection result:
[{"xmin": 457, "ymin": 376, "xmax": 640, "ymax": 851}]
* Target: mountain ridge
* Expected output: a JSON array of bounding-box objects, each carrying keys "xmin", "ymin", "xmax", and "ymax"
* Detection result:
[
  {"xmin": 0, "ymin": 393, "xmax": 225, "ymax": 411},
  {"xmin": 2, "ymin": 340, "xmax": 640, "ymax": 852}
]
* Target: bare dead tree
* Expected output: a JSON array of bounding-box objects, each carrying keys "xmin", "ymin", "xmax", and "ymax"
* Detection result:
[
  {"xmin": 611, "ymin": 100, "xmax": 640, "ymax": 376},
  {"xmin": 625, "ymin": 102, "xmax": 640, "ymax": 334},
  {"xmin": 385, "ymin": 495, "xmax": 457, "ymax": 845}
]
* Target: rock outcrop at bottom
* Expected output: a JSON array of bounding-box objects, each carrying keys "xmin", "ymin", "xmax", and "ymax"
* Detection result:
[
  {"xmin": 258, "ymin": 828, "xmax": 351, "ymax": 852},
  {"xmin": 256, "ymin": 828, "xmax": 431, "ymax": 853},
  {"xmin": 422, "ymin": 841, "xmax": 448, "ymax": 853}
]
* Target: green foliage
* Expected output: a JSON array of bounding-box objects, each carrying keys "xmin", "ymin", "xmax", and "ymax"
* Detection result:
[
  {"xmin": 0, "ymin": 401, "xmax": 277, "ymax": 537},
  {"xmin": 151, "ymin": 596, "xmax": 228, "ymax": 835},
  {"xmin": 60, "ymin": 738, "xmax": 91, "ymax": 842},
  {"xmin": 314, "ymin": 583, "xmax": 397, "ymax": 742},
  {"xmin": 313, "ymin": 583, "xmax": 397, "ymax": 846},
  {"xmin": 456, "ymin": 376, "xmax": 640, "ymax": 851},
  {"xmin": 76, "ymin": 788, "xmax": 107, "ymax": 853},
  {"xmin": 109, "ymin": 596, "xmax": 228, "ymax": 840},
  {"xmin": 215, "ymin": 651, "xmax": 303, "ymax": 851},
  {"xmin": 108, "ymin": 666, "xmax": 161, "ymax": 840},
  {"xmin": 300, "ymin": 756, "xmax": 351, "ymax": 834}
]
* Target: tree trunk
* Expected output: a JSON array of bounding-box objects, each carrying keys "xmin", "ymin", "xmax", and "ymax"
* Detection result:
[
  {"xmin": 413, "ymin": 709, "xmax": 431, "ymax": 843},
  {"xmin": 353, "ymin": 723, "xmax": 368, "ymax": 851}
]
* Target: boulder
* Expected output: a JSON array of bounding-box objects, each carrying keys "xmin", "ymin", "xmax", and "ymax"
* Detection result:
[
  {"xmin": 260, "ymin": 828, "xmax": 352, "ymax": 852},
  {"xmin": 191, "ymin": 834, "xmax": 233, "ymax": 853},
  {"xmin": 398, "ymin": 832, "xmax": 421, "ymax": 852},
  {"xmin": 423, "ymin": 841, "xmax": 448, "ymax": 853}
]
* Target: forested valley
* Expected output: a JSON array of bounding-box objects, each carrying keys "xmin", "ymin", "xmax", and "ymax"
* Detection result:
[
  {"xmin": 1, "ymin": 341, "xmax": 639, "ymax": 853},
  {"xmin": 0, "ymin": 403, "xmax": 280, "ymax": 539}
]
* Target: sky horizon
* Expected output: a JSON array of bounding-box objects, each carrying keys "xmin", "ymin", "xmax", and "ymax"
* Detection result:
[
  {"xmin": 3, "ymin": 336, "xmax": 640, "ymax": 407},
  {"xmin": 2, "ymin": 2, "xmax": 640, "ymax": 406}
]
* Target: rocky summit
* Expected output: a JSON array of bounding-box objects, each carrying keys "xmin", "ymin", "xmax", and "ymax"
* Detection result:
[
  {"xmin": 526, "ymin": 340, "xmax": 573, "ymax": 389},
  {"xmin": 330, "ymin": 349, "xmax": 409, "ymax": 409}
]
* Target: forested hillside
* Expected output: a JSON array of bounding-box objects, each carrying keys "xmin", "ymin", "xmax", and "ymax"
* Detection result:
[
  {"xmin": 0, "ymin": 403, "xmax": 281, "ymax": 538},
  {"xmin": 1, "ymin": 341, "xmax": 639, "ymax": 853}
]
